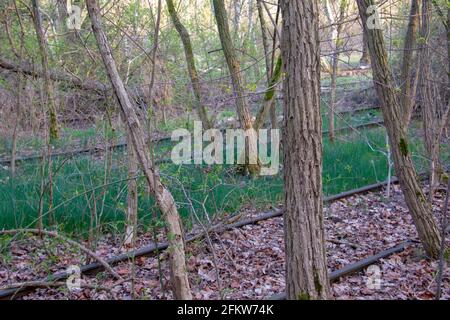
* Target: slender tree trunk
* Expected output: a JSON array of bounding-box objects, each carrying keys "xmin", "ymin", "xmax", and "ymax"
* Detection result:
[
  {"xmin": 11, "ymin": 73, "xmax": 22, "ymax": 176},
  {"xmin": 281, "ymin": 0, "xmax": 330, "ymax": 300},
  {"xmin": 360, "ymin": 23, "xmax": 370, "ymax": 68},
  {"xmin": 254, "ymin": 55, "xmax": 282, "ymax": 130},
  {"xmin": 166, "ymin": 0, "xmax": 211, "ymax": 129},
  {"xmin": 86, "ymin": 0, "xmax": 192, "ymax": 299},
  {"xmin": 329, "ymin": 1, "xmax": 348, "ymax": 141},
  {"xmin": 357, "ymin": 0, "xmax": 441, "ymax": 259},
  {"xmin": 257, "ymin": 0, "xmax": 271, "ymax": 83},
  {"xmin": 124, "ymin": 126, "xmax": 138, "ymax": 246},
  {"xmin": 55, "ymin": 0, "xmax": 68, "ymax": 35},
  {"xmin": 326, "ymin": 0, "xmax": 348, "ymax": 142},
  {"xmin": 31, "ymin": 0, "xmax": 59, "ymax": 141},
  {"xmin": 232, "ymin": 0, "xmax": 242, "ymax": 39},
  {"xmin": 212, "ymin": 0, "xmax": 260, "ymax": 175},
  {"xmin": 256, "ymin": 0, "xmax": 279, "ymax": 130}
]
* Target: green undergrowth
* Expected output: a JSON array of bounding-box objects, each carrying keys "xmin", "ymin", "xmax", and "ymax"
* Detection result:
[{"xmin": 0, "ymin": 126, "xmax": 438, "ymax": 238}]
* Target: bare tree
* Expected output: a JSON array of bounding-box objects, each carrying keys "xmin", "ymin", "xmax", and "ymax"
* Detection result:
[
  {"xmin": 86, "ymin": 0, "xmax": 192, "ymax": 299},
  {"xmin": 281, "ymin": 0, "xmax": 330, "ymax": 300},
  {"xmin": 357, "ymin": 0, "xmax": 441, "ymax": 258}
]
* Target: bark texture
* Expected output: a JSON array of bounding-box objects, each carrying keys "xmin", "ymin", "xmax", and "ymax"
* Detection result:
[
  {"xmin": 280, "ymin": 0, "xmax": 331, "ymax": 300},
  {"xmin": 357, "ymin": 0, "xmax": 441, "ymax": 258},
  {"xmin": 86, "ymin": 0, "xmax": 192, "ymax": 299}
]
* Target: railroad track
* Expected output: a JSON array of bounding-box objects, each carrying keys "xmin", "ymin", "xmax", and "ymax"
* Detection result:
[{"xmin": 0, "ymin": 173, "xmax": 430, "ymax": 300}]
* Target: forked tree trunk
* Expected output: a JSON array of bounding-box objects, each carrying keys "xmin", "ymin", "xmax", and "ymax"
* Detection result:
[
  {"xmin": 86, "ymin": 0, "xmax": 192, "ymax": 299},
  {"xmin": 280, "ymin": 0, "xmax": 330, "ymax": 300},
  {"xmin": 31, "ymin": 0, "xmax": 59, "ymax": 141},
  {"xmin": 166, "ymin": 0, "xmax": 211, "ymax": 129},
  {"xmin": 212, "ymin": 0, "xmax": 260, "ymax": 175},
  {"xmin": 357, "ymin": 0, "xmax": 441, "ymax": 259}
]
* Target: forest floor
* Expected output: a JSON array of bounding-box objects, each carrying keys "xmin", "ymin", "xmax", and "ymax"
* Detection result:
[{"xmin": 0, "ymin": 183, "xmax": 448, "ymax": 300}]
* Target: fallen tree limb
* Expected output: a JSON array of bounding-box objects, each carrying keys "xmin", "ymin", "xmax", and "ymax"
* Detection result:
[{"xmin": 0, "ymin": 56, "xmax": 108, "ymax": 93}]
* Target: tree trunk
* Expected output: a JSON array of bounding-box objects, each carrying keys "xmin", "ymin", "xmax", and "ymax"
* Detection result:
[
  {"xmin": 86, "ymin": 0, "xmax": 192, "ymax": 299},
  {"xmin": 254, "ymin": 55, "xmax": 281, "ymax": 130},
  {"xmin": 11, "ymin": 73, "xmax": 22, "ymax": 176},
  {"xmin": 399, "ymin": 0, "xmax": 419, "ymax": 126},
  {"xmin": 212, "ymin": 0, "xmax": 260, "ymax": 175},
  {"xmin": 256, "ymin": 0, "xmax": 271, "ymax": 82},
  {"xmin": 357, "ymin": 0, "xmax": 441, "ymax": 259},
  {"xmin": 124, "ymin": 127, "xmax": 138, "ymax": 246},
  {"xmin": 55, "ymin": 0, "xmax": 68, "ymax": 35},
  {"xmin": 166, "ymin": 0, "xmax": 211, "ymax": 129},
  {"xmin": 419, "ymin": 0, "xmax": 449, "ymax": 202},
  {"xmin": 256, "ymin": 0, "xmax": 279, "ymax": 130},
  {"xmin": 280, "ymin": 0, "xmax": 331, "ymax": 300},
  {"xmin": 360, "ymin": 24, "xmax": 370, "ymax": 68},
  {"xmin": 31, "ymin": 0, "xmax": 59, "ymax": 141},
  {"xmin": 326, "ymin": 0, "xmax": 348, "ymax": 143}
]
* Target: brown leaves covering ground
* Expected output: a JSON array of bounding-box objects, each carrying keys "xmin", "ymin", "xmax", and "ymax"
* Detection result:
[{"xmin": 0, "ymin": 184, "xmax": 448, "ymax": 300}]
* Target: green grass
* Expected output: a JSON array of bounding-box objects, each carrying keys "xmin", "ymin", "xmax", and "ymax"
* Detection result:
[{"xmin": 0, "ymin": 126, "xmax": 434, "ymax": 237}]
